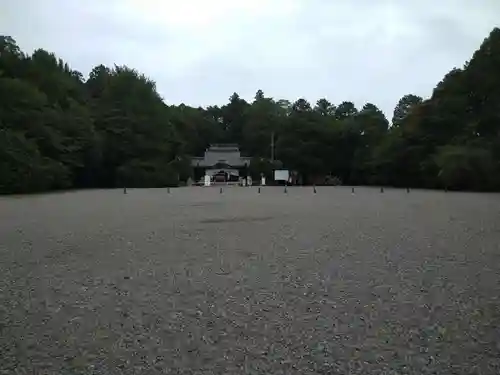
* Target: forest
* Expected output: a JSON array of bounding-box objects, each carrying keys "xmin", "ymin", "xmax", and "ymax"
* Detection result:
[{"xmin": 1, "ymin": 28, "xmax": 500, "ymax": 194}]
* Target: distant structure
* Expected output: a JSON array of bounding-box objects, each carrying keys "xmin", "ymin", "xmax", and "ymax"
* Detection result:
[{"xmin": 191, "ymin": 144, "xmax": 251, "ymax": 183}]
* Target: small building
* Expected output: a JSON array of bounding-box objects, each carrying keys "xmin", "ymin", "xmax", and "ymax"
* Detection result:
[{"xmin": 191, "ymin": 144, "xmax": 251, "ymax": 183}]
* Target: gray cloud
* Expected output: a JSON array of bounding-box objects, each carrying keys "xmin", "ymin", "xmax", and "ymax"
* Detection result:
[{"xmin": 2, "ymin": 0, "xmax": 499, "ymax": 117}]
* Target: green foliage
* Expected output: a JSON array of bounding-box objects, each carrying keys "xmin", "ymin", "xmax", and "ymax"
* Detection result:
[
  {"xmin": 1, "ymin": 28, "xmax": 500, "ymax": 193},
  {"xmin": 392, "ymin": 94, "xmax": 422, "ymax": 128},
  {"xmin": 0, "ymin": 129, "xmax": 72, "ymax": 193},
  {"xmin": 434, "ymin": 145, "xmax": 496, "ymax": 190},
  {"xmin": 116, "ymin": 159, "xmax": 179, "ymax": 188},
  {"xmin": 335, "ymin": 101, "xmax": 358, "ymax": 119},
  {"xmin": 314, "ymin": 99, "xmax": 336, "ymax": 116},
  {"xmin": 0, "ymin": 37, "xmax": 189, "ymax": 193},
  {"xmin": 248, "ymin": 157, "xmax": 274, "ymax": 180},
  {"xmin": 0, "ymin": 129, "xmax": 45, "ymax": 193}
]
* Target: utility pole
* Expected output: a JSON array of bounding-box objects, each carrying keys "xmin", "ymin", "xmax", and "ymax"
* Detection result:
[{"xmin": 271, "ymin": 132, "xmax": 275, "ymax": 163}]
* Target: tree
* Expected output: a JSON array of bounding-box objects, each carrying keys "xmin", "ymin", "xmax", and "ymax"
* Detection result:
[
  {"xmin": 221, "ymin": 93, "xmax": 249, "ymax": 144},
  {"xmin": 0, "ymin": 35, "xmax": 21, "ymax": 56},
  {"xmin": 349, "ymin": 103, "xmax": 389, "ymax": 184},
  {"xmin": 434, "ymin": 145, "xmax": 496, "ymax": 190},
  {"xmin": 1, "ymin": 28, "xmax": 500, "ymax": 193},
  {"xmin": 335, "ymin": 101, "xmax": 357, "ymax": 119},
  {"xmin": 291, "ymin": 98, "xmax": 312, "ymax": 113},
  {"xmin": 314, "ymin": 98, "xmax": 335, "ymax": 116},
  {"xmin": 242, "ymin": 96, "xmax": 281, "ymax": 157},
  {"xmin": 254, "ymin": 89, "xmax": 265, "ymax": 102},
  {"xmin": 392, "ymin": 94, "xmax": 422, "ymax": 127}
]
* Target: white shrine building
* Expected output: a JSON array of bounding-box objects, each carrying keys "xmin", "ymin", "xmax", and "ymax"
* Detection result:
[{"xmin": 191, "ymin": 144, "xmax": 251, "ymax": 183}]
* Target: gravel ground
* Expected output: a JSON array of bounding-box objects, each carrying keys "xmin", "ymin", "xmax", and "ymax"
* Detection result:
[{"xmin": 1, "ymin": 186, "xmax": 500, "ymax": 374}]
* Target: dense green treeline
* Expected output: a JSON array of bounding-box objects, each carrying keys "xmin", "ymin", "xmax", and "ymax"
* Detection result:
[{"xmin": 1, "ymin": 28, "xmax": 500, "ymax": 193}]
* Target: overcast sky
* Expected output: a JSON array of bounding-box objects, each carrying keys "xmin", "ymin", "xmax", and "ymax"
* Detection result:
[{"xmin": 2, "ymin": 0, "xmax": 499, "ymax": 117}]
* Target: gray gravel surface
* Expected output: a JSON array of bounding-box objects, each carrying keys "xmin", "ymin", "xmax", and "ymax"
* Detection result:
[{"xmin": 1, "ymin": 186, "xmax": 499, "ymax": 374}]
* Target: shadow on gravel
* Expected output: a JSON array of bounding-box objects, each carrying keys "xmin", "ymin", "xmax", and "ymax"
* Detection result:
[
  {"xmin": 185, "ymin": 202, "xmax": 224, "ymax": 207},
  {"xmin": 200, "ymin": 216, "xmax": 274, "ymax": 224}
]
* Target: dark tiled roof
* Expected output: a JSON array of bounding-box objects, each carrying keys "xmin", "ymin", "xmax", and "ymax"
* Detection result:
[{"xmin": 191, "ymin": 144, "xmax": 251, "ymax": 167}]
